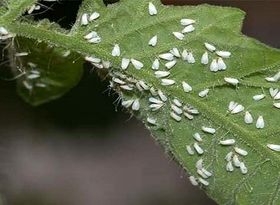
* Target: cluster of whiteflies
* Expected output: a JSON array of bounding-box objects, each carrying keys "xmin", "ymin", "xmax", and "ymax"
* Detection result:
[
  {"xmin": 2, "ymin": 1, "xmax": 278, "ymax": 189},
  {"xmin": 203, "ymin": 43, "xmax": 231, "ymax": 72},
  {"xmin": 186, "ymin": 128, "xmax": 215, "ymax": 186},
  {"xmin": 21, "ymin": 62, "xmax": 48, "ymax": 91},
  {"xmin": 188, "ymin": 159, "xmax": 212, "ymax": 186},
  {"xmin": 225, "ymin": 85, "xmax": 280, "ymax": 131},
  {"xmin": 108, "ymin": 69, "xmax": 201, "ymax": 125},
  {"xmin": 223, "ymin": 147, "xmax": 248, "ymax": 175},
  {"xmin": 186, "ymin": 126, "xmax": 249, "ymax": 187},
  {"xmin": 0, "ymin": 25, "xmax": 48, "ymax": 90},
  {"xmin": 81, "ymin": 2, "xmax": 280, "ymax": 188},
  {"xmin": 227, "ymin": 101, "xmax": 265, "ymax": 129}
]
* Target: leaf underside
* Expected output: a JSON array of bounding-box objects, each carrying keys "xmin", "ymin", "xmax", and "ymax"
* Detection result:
[
  {"xmin": 13, "ymin": 37, "xmax": 83, "ymax": 105},
  {"xmin": 1, "ymin": 0, "xmax": 280, "ymax": 204}
]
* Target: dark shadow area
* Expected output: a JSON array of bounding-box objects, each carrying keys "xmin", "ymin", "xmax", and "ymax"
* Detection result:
[
  {"xmin": 0, "ymin": 44, "xmax": 12, "ymax": 80},
  {"xmin": 24, "ymin": 0, "xmax": 82, "ymax": 30},
  {"xmin": 34, "ymin": 67, "xmax": 121, "ymax": 130},
  {"xmin": 103, "ymin": 0, "xmax": 119, "ymax": 5}
]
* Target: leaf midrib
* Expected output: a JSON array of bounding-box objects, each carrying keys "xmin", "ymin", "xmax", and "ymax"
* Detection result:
[{"xmin": 7, "ymin": 18, "xmax": 280, "ymax": 85}]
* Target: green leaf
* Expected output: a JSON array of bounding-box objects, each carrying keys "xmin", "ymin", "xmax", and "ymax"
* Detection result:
[
  {"xmin": 1, "ymin": 0, "xmax": 280, "ymax": 204},
  {"xmin": 13, "ymin": 37, "xmax": 83, "ymax": 106}
]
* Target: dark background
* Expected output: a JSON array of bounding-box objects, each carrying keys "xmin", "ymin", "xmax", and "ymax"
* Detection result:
[{"xmin": 0, "ymin": 1, "xmax": 280, "ymax": 205}]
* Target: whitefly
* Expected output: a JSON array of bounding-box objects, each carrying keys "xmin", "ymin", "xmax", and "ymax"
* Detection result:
[{"xmin": 170, "ymin": 112, "xmax": 182, "ymax": 122}]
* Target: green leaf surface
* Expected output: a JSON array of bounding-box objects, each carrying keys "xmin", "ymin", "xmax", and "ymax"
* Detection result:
[{"xmin": 1, "ymin": 0, "xmax": 280, "ymax": 204}]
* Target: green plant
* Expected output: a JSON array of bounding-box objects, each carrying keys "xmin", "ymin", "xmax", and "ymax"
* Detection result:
[{"xmin": 1, "ymin": 0, "xmax": 280, "ymax": 204}]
